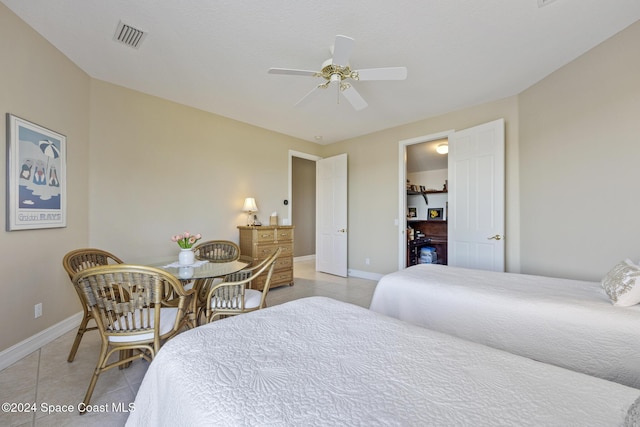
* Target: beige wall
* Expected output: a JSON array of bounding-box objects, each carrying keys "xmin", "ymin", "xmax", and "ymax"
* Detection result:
[
  {"xmin": 0, "ymin": 4, "xmax": 91, "ymax": 352},
  {"xmin": 519, "ymin": 20, "xmax": 640, "ymax": 281},
  {"xmin": 88, "ymin": 80, "xmax": 321, "ymax": 262}
]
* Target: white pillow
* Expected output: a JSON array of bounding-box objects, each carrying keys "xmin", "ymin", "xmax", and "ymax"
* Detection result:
[{"xmin": 601, "ymin": 259, "xmax": 640, "ymax": 306}]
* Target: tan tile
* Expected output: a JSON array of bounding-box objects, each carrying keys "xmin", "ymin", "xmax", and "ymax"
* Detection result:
[
  {"xmin": 0, "ymin": 350, "xmax": 39, "ymax": 427},
  {"xmin": 121, "ymin": 359, "xmax": 150, "ymax": 391}
]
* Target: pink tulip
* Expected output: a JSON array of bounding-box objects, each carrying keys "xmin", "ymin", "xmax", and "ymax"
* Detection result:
[{"xmin": 171, "ymin": 231, "xmax": 201, "ymax": 248}]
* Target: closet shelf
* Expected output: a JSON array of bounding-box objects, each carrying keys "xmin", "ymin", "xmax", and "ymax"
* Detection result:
[{"xmin": 407, "ymin": 190, "xmax": 447, "ymax": 204}]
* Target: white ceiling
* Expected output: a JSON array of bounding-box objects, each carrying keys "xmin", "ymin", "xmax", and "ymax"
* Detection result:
[{"xmin": 3, "ymin": 0, "xmax": 640, "ymax": 145}]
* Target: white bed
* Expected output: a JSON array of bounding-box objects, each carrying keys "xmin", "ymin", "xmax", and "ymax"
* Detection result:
[
  {"xmin": 127, "ymin": 297, "xmax": 640, "ymax": 427},
  {"xmin": 369, "ymin": 263, "xmax": 640, "ymax": 388}
]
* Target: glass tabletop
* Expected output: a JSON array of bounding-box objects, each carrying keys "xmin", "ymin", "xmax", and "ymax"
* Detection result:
[{"xmin": 145, "ymin": 257, "xmax": 249, "ymax": 280}]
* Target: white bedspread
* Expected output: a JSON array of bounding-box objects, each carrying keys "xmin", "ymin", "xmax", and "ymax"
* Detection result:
[
  {"xmin": 370, "ymin": 264, "xmax": 640, "ymax": 388},
  {"xmin": 127, "ymin": 297, "xmax": 640, "ymax": 427}
]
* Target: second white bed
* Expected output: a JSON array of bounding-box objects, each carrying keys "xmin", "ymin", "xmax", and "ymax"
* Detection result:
[{"xmin": 370, "ymin": 264, "xmax": 640, "ymax": 388}]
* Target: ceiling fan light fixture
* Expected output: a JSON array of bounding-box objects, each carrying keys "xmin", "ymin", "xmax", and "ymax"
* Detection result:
[
  {"xmin": 268, "ymin": 35, "xmax": 407, "ymax": 111},
  {"xmin": 436, "ymin": 143, "xmax": 449, "ymax": 154}
]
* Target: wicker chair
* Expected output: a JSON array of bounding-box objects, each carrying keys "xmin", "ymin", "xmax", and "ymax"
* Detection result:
[
  {"xmin": 200, "ymin": 248, "xmax": 281, "ymax": 324},
  {"xmin": 190, "ymin": 240, "xmax": 243, "ymax": 300},
  {"xmin": 62, "ymin": 248, "xmax": 124, "ymax": 363},
  {"xmin": 73, "ymin": 264, "xmax": 194, "ymax": 413},
  {"xmin": 193, "ymin": 240, "xmax": 240, "ymax": 263}
]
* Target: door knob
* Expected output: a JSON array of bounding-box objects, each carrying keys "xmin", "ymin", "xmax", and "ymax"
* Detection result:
[
  {"xmin": 487, "ymin": 234, "xmax": 503, "ymax": 241},
  {"xmin": 338, "ymin": 229, "xmax": 346, "ymax": 233}
]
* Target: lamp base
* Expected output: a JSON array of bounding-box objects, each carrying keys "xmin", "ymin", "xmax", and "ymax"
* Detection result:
[{"xmin": 246, "ymin": 212, "xmax": 254, "ymax": 226}]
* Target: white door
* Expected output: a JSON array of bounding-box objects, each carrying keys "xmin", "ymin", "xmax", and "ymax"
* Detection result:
[
  {"xmin": 448, "ymin": 119, "xmax": 505, "ymax": 271},
  {"xmin": 316, "ymin": 154, "xmax": 348, "ymax": 277}
]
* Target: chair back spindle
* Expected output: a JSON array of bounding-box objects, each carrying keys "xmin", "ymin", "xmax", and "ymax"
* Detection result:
[{"xmin": 193, "ymin": 240, "xmax": 240, "ymax": 263}]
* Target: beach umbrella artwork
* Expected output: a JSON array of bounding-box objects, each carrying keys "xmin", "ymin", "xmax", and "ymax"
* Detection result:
[
  {"xmin": 38, "ymin": 139, "xmax": 60, "ymax": 185},
  {"xmin": 39, "ymin": 139, "xmax": 60, "ymax": 159}
]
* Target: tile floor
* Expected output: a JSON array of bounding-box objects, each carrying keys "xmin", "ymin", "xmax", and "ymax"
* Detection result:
[{"xmin": 0, "ymin": 259, "xmax": 377, "ymax": 426}]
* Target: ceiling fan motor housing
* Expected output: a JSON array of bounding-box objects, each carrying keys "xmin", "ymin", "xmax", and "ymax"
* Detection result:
[{"xmin": 320, "ymin": 58, "xmax": 356, "ymax": 81}]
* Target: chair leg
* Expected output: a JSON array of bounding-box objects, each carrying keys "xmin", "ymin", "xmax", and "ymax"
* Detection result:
[
  {"xmin": 79, "ymin": 343, "xmax": 109, "ymax": 414},
  {"xmin": 119, "ymin": 349, "xmax": 133, "ymax": 369},
  {"xmin": 67, "ymin": 314, "xmax": 91, "ymax": 363}
]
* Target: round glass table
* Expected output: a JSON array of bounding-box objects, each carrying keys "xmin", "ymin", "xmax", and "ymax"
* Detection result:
[
  {"xmin": 142, "ymin": 257, "xmax": 250, "ymax": 326},
  {"xmin": 145, "ymin": 257, "xmax": 249, "ymax": 281}
]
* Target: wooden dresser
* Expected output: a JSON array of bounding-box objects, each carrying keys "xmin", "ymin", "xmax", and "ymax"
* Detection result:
[{"xmin": 237, "ymin": 225, "xmax": 294, "ymax": 290}]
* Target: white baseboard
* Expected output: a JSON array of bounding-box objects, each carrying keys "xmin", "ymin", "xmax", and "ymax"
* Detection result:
[
  {"xmin": 347, "ymin": 269, "xmax": 384, "ymax": 281},
  {"xmin": 294, "ymin": 255, "xmax": 316, "ymax": 262},
  {"xmin": 0, "ymin": 311, "xmax": 82, "ymax": 371}
]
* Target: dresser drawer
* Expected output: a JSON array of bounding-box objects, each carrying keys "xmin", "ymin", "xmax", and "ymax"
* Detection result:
[
  {"xmin": 274, "ymin": 228, "xmax": 293, "ymax": 241},
  {"xmin": 255, "ymin": 243, "xmax": 293, "ymax": 260},
  {"xmin": 275, "ymin": 256, "xmax": 293, "ymax": 270},
  {"xmin": 255, "ymin": 229, "xmax": 276, "ymax": 243}
]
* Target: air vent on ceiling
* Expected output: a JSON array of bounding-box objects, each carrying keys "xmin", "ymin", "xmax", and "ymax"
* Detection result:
[{"xmin": 113, "ymin": 21, "xmax": 147, "ymax": 49}]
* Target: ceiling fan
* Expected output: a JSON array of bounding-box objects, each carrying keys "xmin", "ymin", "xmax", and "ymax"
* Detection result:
[{"xmin": 268, "ymin": 35, "xmax": 407, "ymax": 111}]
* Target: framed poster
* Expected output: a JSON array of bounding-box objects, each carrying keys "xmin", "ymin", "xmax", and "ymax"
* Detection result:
[
  {"xmin": 6, "ymin": 114, "xmax": 66, "ymax": 230},
  {"xmin": 427, "ymin": 208, "xmax": 444, "ymax": 221}
]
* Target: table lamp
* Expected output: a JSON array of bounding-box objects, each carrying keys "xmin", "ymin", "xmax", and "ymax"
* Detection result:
[{"xmin": 243, "ymin": 197, "xmax": 258, "ymax": 226}]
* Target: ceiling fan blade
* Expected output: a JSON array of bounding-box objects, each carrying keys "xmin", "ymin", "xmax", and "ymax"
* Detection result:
[
  {"xmin": 354, "ymin": 67, "xmax": 408, "ymax": 81},
  {"xmin": 340, "ymin": 83, "xmax": 368, "ymax": 111},
  {"xmin": 268, "ymin": 68, "xmax": 319, "ymax": 77},
  {"xmin": 295, "ymin": 84, "xmax": 325, "ymax": 107},
  {"xmin": 331, "ymin": 35, "xmax": 354, "ymax": 66}
]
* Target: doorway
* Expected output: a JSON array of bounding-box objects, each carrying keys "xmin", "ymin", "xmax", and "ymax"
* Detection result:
[
  {"xmin": 289, "ymin": 151, "xmax": 321, "ymax": 259},
  {"xmin": 400, "ymin": 134, "xmax": 451, "ymax": 269},
  {"xmin": 399, "ymin": 131, "xmax": 452, "ymax": 269}
]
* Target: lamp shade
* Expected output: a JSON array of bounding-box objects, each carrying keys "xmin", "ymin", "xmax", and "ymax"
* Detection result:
[{"xmin": 243, "ymin": 197, "xmax": 258, "ymax": 212}]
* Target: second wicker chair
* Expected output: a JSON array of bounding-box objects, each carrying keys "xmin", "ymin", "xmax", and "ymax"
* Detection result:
[
  {"xmin": 200, "ymin": 248, "xmax": 281, "ymax": 324},
  {"xmin": 193, "ymin": 240, "xmax": 240, "ymax": 263}
]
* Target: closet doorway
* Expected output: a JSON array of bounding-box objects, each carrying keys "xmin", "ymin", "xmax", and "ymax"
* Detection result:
[{"xmin": 402, "ymin": 136, "xmax": 449, "ymax": 269}]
